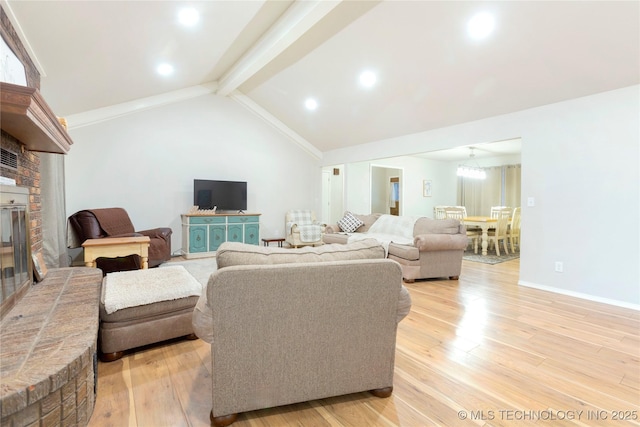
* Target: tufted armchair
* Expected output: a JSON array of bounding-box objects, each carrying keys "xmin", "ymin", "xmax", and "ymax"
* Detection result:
[
  {"xmin": 194, "ymin": 240, "xmax": 409, "ymax": 426},
  {"xmin": 285, "ymin": 210, "xmax": 325, "ymax": 248}
]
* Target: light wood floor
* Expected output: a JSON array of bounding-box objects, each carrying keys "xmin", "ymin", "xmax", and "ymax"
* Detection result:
[{"xmin": 88, "ymin": 259, "xmax": 640, "ymax": 427}]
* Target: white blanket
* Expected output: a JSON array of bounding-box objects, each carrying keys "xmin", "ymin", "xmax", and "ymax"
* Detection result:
[
  {"xmin": 347, "ymin": 215, "xmax": 418, "ymax": 255},
  {"xmin": 102, "ymin": 265, "xmax": 203, "ymax": 314},
  {"xmin": 368, "ymin": 214, "xmax": 418, "ymax": 239}
]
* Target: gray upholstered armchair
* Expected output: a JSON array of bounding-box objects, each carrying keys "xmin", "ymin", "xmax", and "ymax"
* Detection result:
[
  {"xmin": 193, "ymin": 240, "xmax": 411, "ymax": 426},
  {"xmin": 284, "ymin": 209, "xmax": 324, "ymax": 247}
]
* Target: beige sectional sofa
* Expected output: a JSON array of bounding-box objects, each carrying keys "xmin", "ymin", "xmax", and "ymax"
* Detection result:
[
  {"xmin": 324, "ymin": 213, "xmax": 469, "ymax": 282},
  {"xmin": 192, "ymin": 239, "xmax": 411, "ymax": 426}
]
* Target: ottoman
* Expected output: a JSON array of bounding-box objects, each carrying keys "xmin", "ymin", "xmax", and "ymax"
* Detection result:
[{"xmin": 99, "ymin": 265, "xmax": 203, "ymax": 361}]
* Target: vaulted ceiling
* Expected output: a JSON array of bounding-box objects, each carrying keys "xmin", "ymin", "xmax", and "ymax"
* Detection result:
[{"xmin": 4, "ymin": 0, "xmax": 639, "ymax": 158}]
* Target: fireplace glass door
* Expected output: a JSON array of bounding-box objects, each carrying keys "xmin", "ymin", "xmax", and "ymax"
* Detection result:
[{"xmin": 0, "ymin": 186, "xmax": 31, "ymax": 319}]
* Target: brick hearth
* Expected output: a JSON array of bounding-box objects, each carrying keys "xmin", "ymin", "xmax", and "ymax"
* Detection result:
[{"xmin": 0, "ymin": 268, "xmax": 102, "ymax": 426}]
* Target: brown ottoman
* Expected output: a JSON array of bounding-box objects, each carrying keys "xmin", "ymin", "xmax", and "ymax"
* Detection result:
[{"xmin": 99, "ymin": 265, "xmax": 202, "ymax": 361}]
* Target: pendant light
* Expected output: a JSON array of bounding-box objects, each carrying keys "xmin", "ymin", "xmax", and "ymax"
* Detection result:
[{"xmin": 457, "ymin": 147, "xmax": 487, "ymax": 179}]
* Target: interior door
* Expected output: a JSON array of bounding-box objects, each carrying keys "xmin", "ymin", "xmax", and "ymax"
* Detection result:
[{"xmin": 389, "ymin": 177, "xmax": 400, "ymax": 216}]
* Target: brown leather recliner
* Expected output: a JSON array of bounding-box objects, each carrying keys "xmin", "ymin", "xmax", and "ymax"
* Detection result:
[{"xmin": 68, "ymin": 208, "xmax": 172, "ymax": 268}]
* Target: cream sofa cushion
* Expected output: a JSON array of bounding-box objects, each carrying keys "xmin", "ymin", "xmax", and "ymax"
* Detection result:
[
  {"xmin": 352, "ymin": 213, "xmax": 383, "ymax": 232},
  {"xmin": 215, "ymin": 239, "xmax": 410, "ymax": 323},
  {"xmin": 414, "ymin": 217, "xmax": 462, "ymax": 235},
  {"xmin": 388, "ymin": 243, "xmax": 419, "ymax": 261},
  {"xmin": 216, "ymin": 238, "xmax": 385, "ymax": 268}
]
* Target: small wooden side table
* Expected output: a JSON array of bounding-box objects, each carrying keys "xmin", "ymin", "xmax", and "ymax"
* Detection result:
[
  {"xmin": 82, "ymin": 236, "xmax": 151, "ymax": 269},
  {"xmin": 261, "ymin": 238, "xmax": 285, "ymax": 247}
]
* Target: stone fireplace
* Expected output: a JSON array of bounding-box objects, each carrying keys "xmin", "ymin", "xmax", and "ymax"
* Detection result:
[
  {"xmin": 1, "ymin": 5, "xmax": 103, "ymax": 427},
  {"xmin": 0, "ymin": 183, "xmax": 102, "ymax": 427},
  {"xmin": 0, "ymin": 267, "xmax": 102, "ymax": 426}
]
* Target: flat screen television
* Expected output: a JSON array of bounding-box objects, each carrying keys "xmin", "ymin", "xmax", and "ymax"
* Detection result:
[{"xmin": 194, "ymin": 179, "xmax": 247, "ymax": 212}]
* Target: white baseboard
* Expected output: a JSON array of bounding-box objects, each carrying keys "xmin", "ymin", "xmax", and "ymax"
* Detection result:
[{"xmin": 518, "ymin": 280, "xmax": 640, "ymax": 311}]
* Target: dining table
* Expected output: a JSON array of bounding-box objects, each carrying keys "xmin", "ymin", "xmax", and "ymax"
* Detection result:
[{"xmin": 463, "ymin": 216, "xmax": 497, "ymax": 256}]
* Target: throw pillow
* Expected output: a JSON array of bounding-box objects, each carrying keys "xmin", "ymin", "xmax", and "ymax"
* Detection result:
[{"xmin": 337, "ymin": 211, "xmax": 364, "ymax": 233}]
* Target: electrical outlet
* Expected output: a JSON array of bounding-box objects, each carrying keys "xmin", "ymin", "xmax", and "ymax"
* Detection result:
[
  {"xmin": 527, "ymin": 197, "xmax": 535, "ymax": 207},
  {"xmin": 555, "ymin": 261, "xmax": 564, "ymax": 273}
]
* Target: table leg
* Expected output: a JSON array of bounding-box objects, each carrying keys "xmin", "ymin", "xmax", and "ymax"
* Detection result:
[
  {"xmin": 481, "ymin": 225, "xmax": 489, "ymax": 256},
  {"xmin": 141, "ymin": 256, "xmax": 149, "ymax": 269},
  {"xmin": 84, "ymin": 249, "xmax": 96, "ymax": 268}
]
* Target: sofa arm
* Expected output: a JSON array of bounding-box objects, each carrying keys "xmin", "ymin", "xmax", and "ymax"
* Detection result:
[
  {"xmin": 413, "ymin": 233, "xmax": 468, "ymax": 251},
  {"xmin": 137, "ymin": 227, "xmax": 173, "ymax": 242},
  {"xmin": 325, "ymin": 224, "xmax": 341, "ymax": 233},
  {"xmin": 107, "ymin": 232, "xmax": 145, "ymax": 239},
  {"xmin": 397, "ymin": 285, "xmax": 412, "ymax": 323},
  {"xmin": 69, "ymin": 210, "xmax": 104, "ymax": 241}
]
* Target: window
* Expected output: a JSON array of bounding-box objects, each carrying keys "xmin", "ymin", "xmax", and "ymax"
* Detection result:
[{"xmin": 457, "ymin": 164, "xmax": 521, "ymax": 216}]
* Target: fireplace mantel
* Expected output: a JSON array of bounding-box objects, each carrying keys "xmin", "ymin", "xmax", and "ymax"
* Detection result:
[{"xmin": 0, "ymin": 82, "xmax": 73, "ymax": 154}]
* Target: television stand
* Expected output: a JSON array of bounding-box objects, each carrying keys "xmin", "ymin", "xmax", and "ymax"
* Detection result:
[{"xmin": 181, "ymin": 212, "xmax": 261, "ymax": 258}]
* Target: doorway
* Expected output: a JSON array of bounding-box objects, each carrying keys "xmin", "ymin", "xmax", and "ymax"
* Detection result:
[
  {"xmin": 321, "ymin": 165, "xmax": 344, "ymax": 225},
  {"xmin": 389, "ymin": 177, "xmax": 399, "ymax": 215},
  {"xmin": 371, "ymin": 166, "xmax": 402, "ymax": 215}
]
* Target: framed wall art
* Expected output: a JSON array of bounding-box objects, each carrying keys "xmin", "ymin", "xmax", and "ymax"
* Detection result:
[{"xmin": 423, "ymin": 180, "xmax": 432, "ymax": 197}]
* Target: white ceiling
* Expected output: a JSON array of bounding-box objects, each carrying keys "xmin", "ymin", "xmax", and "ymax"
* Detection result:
[
  {"xmin": 417, "ymin": 138, "xmax": 521, "ymax": 162},
  {"xmin": 4, "ymin": 1, "xmax": 639, "ymax": 159}
]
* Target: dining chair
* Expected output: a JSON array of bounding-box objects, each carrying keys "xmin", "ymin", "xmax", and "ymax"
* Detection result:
[
  {"xmin": 444, "ymin": 207, "xmax": 479, "ymax": 253},
  {"xmin": 508, "ymin": 207, "xmax": 521, "ymax": 251},
  {"xmin": 486, "ymin": 216, "xmax": 509, "ymax": 256},
  {"xmin": 490, "ymin": 206, "xmax": 512, "ymax": 219},
  {"xmin": 443, "ymin": 207, "xmax": 465, "ymax": 220},
  {"xmin": 433, "ymin": 206, "xmax": 447, "ymax": 219},
  {"xmin": 434, "ymin": 205, "xmax": 466, "ymax": 219}
]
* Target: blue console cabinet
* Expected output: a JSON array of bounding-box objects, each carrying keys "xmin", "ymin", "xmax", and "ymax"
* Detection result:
[{"xmin": 181, "ymin": 213, "xmax": 261, "ymax": 258}]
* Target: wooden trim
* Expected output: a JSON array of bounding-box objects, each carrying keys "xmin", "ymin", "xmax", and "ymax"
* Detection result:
[{"xmin": 0, "ymin": 82, "xmax": 73, "ymax": 154}]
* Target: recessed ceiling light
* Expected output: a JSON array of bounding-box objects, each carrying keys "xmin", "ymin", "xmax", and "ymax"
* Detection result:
[
  {"xmin": 178, "ymin": 7, "xmax": 199, "ymax": 27},
  {"xmin": 157, "ymin": 63, "xmax": 174, "ymax": 76},
  {"xmin": 305, "ymin": 98, "xmax": 318, "ymax": 111},
  {"xmin": 467, "ymin": 12, "xmax": 495, "ymax": 40},
  {"xmin": 359, "ymin": 70, "xmax": 377, "ymax": 88}
]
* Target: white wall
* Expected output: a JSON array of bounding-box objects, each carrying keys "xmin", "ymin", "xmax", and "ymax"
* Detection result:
[
  {"xmin": 378, "ymin": 156, "xmax": 456, "ymax": 217},
  {"xmin": 343, "ymin": 156, "xmax": 460, "ymax": 217},
  {"xmin": 338, "ymin": 153, "xmax": 521, "ymax": 219},
  {"xmin": 323, "ymin": 85, "xmax": 640, "ymax": 307},
  {"xmin": 344, "ymin": 162, "xmax": 371, "ymax": 214},
  {"xmin": 65, "ymin": 93, "xmax": 322, "ymax": 255}
]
